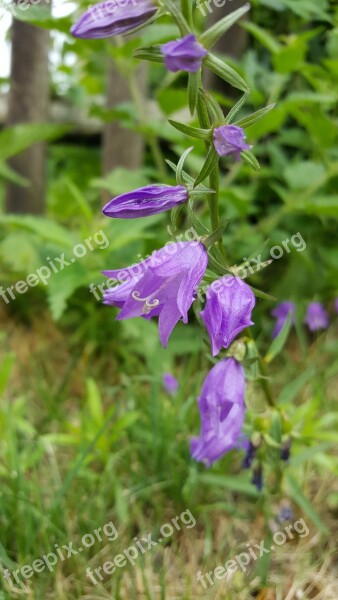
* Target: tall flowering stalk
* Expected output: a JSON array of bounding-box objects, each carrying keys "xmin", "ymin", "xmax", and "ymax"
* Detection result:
[{"xmin": 71, "ymin": 1, "xmax": 283, "ymax": 487}]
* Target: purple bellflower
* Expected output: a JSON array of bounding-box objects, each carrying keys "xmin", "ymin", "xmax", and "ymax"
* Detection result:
[
  {"xmin": 71, "ymin": 0, "xmax": 157, "ymax": 39},
  {"xmin": 200, "ymin": 276, "xmax": 255, "ymax": 356},
  {"xmin": 161, "ymin": 34, "xmax": 208, "ymax": 73},
  {"xmin": 163, "ymin": 373, "xmax": 179, "ymax": 395},
  {"xmin": 271, "ymin": 301, "xmax": 295, "ymax": 338},
  {"xmin": 213, "ymin": 125, "xmax": 250, "ymax": 161},
  {"xmin": 102, "ymin": 184, "xmax": 188, "ymax": 219},
  {"xmin": 304, "ymin": 302, "xmax": 329, "ymax": 332},
  {"xmin": 103, "ymin": 241, "xmax": 208, "ymax": 347},
  {"xmin": 190, "ymin": 358, "xmax": 246, "ymax": 466}
]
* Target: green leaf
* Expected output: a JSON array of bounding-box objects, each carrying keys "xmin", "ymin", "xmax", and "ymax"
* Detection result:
[
  {"xmin": 240, "ymin": 150, "xmax": 261, "ymax": 171},
  {"xmin": 234, "ymin": 103, "xmax": 276, "ymax": 128},
  {"xmin": 198, "ymin": 473, "xmax": 259, "ymax": 497},
  {"xmin": 0, "ymin": 124, "xmax": 70, "ymax": 161},
  {"xmin": 0, "ymin": 161, "xmax": 29, "ymax": 186},
  {"xmin": 193, "ymin": 145, "xmax": 219, "ymax": 187},
  {"xmin": 200, "ymin": 3, "xmax": 251, "ymax": 49},
  {"xmin": 133, "ymin": 46, "xmax": 163, "ymax": 63},
  {"xmin": 286, "ymin": 474, "xmax": 329, "ymax": 535},
  {"xmin": 265, "ymin": 314, "xmax": 292, "ymax": 363},
  {"xmin": 168, "ymin": 120, "xmax": 212, "ymax": 140},
  {"xmin": 164, "ymin": 0, "xmax": 190, "ymax": 36},
  {"xmin": 204, "ymin": 54, "xmax": 249, "ymax": 93},
  {"xmin": 203, "ymin": 220, "xmax": 228, "ymax": 248},
  {"xmin": 187, "ymin": 71, "xmax": 200, "ymax": 116},
  {"xmin": 242, "ymin": 22, "xmax": 281, "ymax": 53},
  {"xmin": 225, "ymin": 92, "xmax": 250, "ymax": 124}
]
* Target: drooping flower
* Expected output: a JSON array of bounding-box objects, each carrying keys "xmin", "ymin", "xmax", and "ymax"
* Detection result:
[
  {"xmin": 304, "ymin": 302, "xmax": 329, "ymax": 332},
  {"xmin": 161, "ymin": 34, "xmax": 208, "ymax": 73},
  {"xmin": 200, "ymin": 276, "xmax": 255, "ymax": 356},
  {"xmin": 163, "ymin": 373, "xmax": 179, "ymax": 395},
  {"xmin": 70, "ymin": 0, "xmax": 157, "ymax": 39},
  {"xmin": 190, "ymin": 358, "xmax": 246, "ymax": 466},
  {"xmin": 102, "ymin": 184, "xmax": 188, "ymax": 219},
  {"xmin": 271, "ymin": 301, "xmax": 295, "ymax": 338},
  {"xmin": 213, "ymin": 125, "xmax": 250, "ymax": 161},
  {"xmin": 103, "ymin": 241, "xmax": 208, "ymax": 347}
]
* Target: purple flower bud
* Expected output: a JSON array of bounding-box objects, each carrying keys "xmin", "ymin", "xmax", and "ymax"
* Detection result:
[
  {"xmin": 161, "ymin": 34, "xmax": 208, "ymax": 73},
  {"xmin": 213, "ymin": 125, "xmax": 250, "ymax": 161},
  {"xmin": 304, "ymin": 302, "xmax": 329, "ymax": 332},
  {"xmin": 103, "ymin": 241, "xmax": 208, "ymax": 347},
  {"xmin": 251, "ymin": 464, "xmax": 263, "ymax": 491},
  {"xmin": 163, "ymin": 373, "xmax": 178, "ymax": 394},
  {"xmin": 190, "ymin": 358, "xmax": 246, "ymax": 466},
  {"xmin": 71, "ymin": 0, "xmax": 157, "ymax": 39},
  {"xmin": 280, "ymin": 440, "xmax": 291, "ymax": 462},
  {"xmin": 271, "ymin": 302, "xmax": 295, "ymax": 338},
  {"xmin": 102, "ymin": 184, "xmax": 188, "ymax": 219},
  {"xmin": 242, "ymin": 441, "xmax": 256, "ymax": 469},
  {"xmin": 200, "ymin": 276, "xmax": 255, "ymax": 356}
]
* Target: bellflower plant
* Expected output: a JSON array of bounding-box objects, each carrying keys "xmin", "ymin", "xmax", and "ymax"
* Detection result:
[
  {"xmin": 190, "ymin": 358, "xmax": 246, "ymax": 466},
  {"xmin": 71, "ymin": 0, "xmax": 157, "ymax": 39},
  {"xmin": 103, "ymin": 242, "xmax": 208, "ymax": 347},
  {"xmin": 200, "ymin": 276, "xmax": 255, "ymax": 356},
  {"xmin": 304, "ymin": 302, "xmax": 329, "ymax": 332},
  {"xmin": 161, "ymin": 34, "xmax": 208, "ymax": 73},
  {"xmin": 79, "ymin": 0, "xmax": 294, "ymax": 487},
  {"xmin": 102, "ymin": 184, "xmax": 188, "ymax": 218}
]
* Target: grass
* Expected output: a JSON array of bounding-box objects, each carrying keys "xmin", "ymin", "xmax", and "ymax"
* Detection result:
[{"xmin": 0, "ymin": 305, "xmax": 337, "ymax": 599}]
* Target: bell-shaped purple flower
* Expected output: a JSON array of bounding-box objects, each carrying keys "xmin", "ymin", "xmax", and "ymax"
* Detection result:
[
  {"xmin": 103, "ymin": 241, "xmax": 208, "ymax": 347},
  {"xmin": 102, "ymin": 184, "xmax": 188, "ymax": 219},
  {"xmin": 271, "ymin": 301, "xmax": 295, "ymax": 338},
  {"xmin": 190, "ymin": 358, "xmax": 246, "ymax": 466},
  {"xmin": 200, "ymin": 276, "xmax": 255, "ymax": 356},
  {"xmin": 71, "ymin": 0, "xmax": 157, "ymax": 39},
  {"xmin": 163, "ymin": 373, "xmax": 178, "ymax": 395},
  {"xmin": 304, "ymin": 302, "xmax": 329, "ymax": 332},
  {"xmin": 161, "ymin": 34, "xmax": 208, "ymax": 73},
  {"xmin": 213, "ymin": 125, "xmax": 250, "ymax": 161}
]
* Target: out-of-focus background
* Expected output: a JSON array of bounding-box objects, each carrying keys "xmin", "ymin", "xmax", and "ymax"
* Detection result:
[{"xmin": 0, "ymin": 1, "xmax": 338, "ymax": 598}]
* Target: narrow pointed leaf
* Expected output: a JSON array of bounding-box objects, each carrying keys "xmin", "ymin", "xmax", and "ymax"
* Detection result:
[
  {"xmin": 241, "ymin": 150, "xmax": 260, "ymax": 171},
  {"xmin": 265, "ymin": 315, "xmax": 292, "ymax": 363},
  {"xmin": 168, "ymin": 120, "xmax": 212, "ymax": 140},
  {"xmin": 203, "ymin": 219, "xmax": 229, "ymax": 248},
  {"xmin": 133, "ymin": 46, "xmax": 163, "ymax": 63},
  {"xmin": 188, "ymin": 71, "xmax": 200, "ymax": 116},
  {"xmin": 204, "ymin": 54, "xmax": 249, "ymax": 93},
  {"xmin": 234, "ymin": 103, "xmax": 276, "ymax": 128},
  {"xmin": 200, "ymin": 3, "xmax": 251, "ymax": 49},
  {"xmin": 226, "ymin": 92, "xmax": 250, "ymax": 124},
  {"xmin": 194, "ymin": 146, "xmax": 219, "ymax": 187}
]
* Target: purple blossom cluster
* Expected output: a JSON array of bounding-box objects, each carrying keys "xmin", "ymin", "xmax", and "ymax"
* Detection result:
[{"xmin": 271, "ymin": 300, "xmax": 335, "ymax": 336}]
